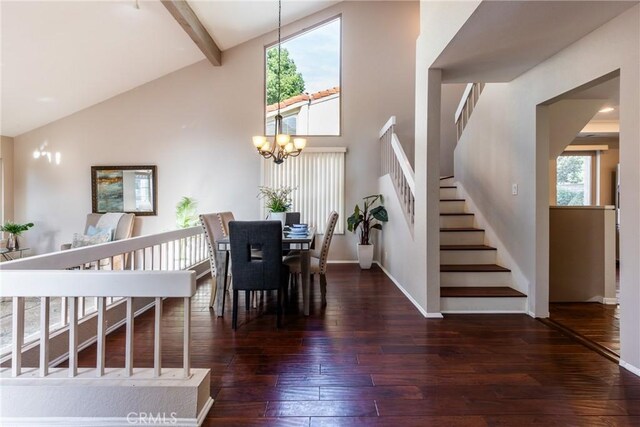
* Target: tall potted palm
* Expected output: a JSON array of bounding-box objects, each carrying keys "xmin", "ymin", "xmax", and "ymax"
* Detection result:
[{"xmin": 347, "ymin": 195, "xmax": 388, "ymax": 269}]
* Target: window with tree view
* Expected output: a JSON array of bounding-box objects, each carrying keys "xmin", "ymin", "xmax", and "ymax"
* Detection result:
[
  {"xmin": 265, "ymin": 17, "xmax": 341, "ymax": 136},
  {"xmin": 556, "ymin": 155, "xmax": 592, "ymax": 206}
]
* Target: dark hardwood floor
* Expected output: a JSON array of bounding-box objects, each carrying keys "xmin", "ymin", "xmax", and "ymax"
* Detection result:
[
  {"xmin": 549, "ymin": 302, "xmax": 620, "ymax": 355},
  {"xmin": 76, "ymin": 264, "xmax": 640, "ymax": 426}
]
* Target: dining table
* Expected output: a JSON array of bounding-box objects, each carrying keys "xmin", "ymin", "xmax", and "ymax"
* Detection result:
[{"xmin": 214, "ymin": 225, "xmax": 316, "ymax": 316}]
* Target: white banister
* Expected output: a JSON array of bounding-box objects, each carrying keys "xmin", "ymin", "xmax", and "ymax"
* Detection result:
[
  {"xmin": 380, "ymin": 116, "xmax": 415, "ymax": 229},
  {"xmin": 0, "ymin": 269, "xmax": 212, "ymax": 425},
  {"xmin": 0, "ymin": 226, "xmax": 204, "ymax": 271},
  {"xmin": 455, "ymin": 83, "xmax": 474, "ymax": 123},
  {"xmin": 391, "ymin": 134, "xmax": 415, "ymax": 193},
  {"xmin": 455, "ymin": 82, "xmax": 485, "ymax": 142},
  {"xmin": 379, "ymin": 115, "xmax": 396, "ymax": 139}
]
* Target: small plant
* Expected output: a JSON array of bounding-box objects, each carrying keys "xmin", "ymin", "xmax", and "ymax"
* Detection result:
[
  {"xmin": 258, "ymin": 186, "xmax": 295, "ymax": 213},
  {"xmin": 176, "ymin": 196, "xmax": 198, "ymax": 229},
  {"xmin": 0, "ymin": 222, "xmax": 34, "ymax": 236},
  {"xmin": 347, "ymin": 195, "xmax": 388, "ymax": 245}
]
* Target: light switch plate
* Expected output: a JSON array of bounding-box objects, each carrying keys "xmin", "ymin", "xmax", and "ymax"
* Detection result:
[{"xmin": 512, "ymin": 184, "xmax": 518, "ymax": 195}]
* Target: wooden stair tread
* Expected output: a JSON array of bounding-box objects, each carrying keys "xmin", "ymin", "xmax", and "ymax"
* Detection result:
[
  {"xmin": 440, "ymin": 245, "xmax": 496, "ymax": 251},
  {"xmin": 440, "ymin": 175, "xmax": 454, "ymax": 180},
  {"xmin": 441, "ymin": 286, "xmax": 526, "ymax": 298},
  {"xmin": 440, "ymin": 186, "xmax": 457, "ymax": 189},
  {"xmin": 440, "ymin": 213, "xmax": 474, "ymax": 216},
  {"xmin": 440, "ymin": 264, "xmax": 511, "ymax": 272},
  {"xmin": 440, "ymin": 198, "xmax": 465, "ymax": 202},
  {"xmin": 440, "ymin": 227, "xmax": 484, "ymax": 232}
]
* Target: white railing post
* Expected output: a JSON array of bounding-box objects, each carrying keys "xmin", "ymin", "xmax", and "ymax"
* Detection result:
[
  {"xmin": 39, "ymin": 297, "xmax": 49, "ymax": 377},
  {"xmin": 125, "ymin": 297, "xmax": 134, "ymax": 377},
  {"xmin": 154, "ymin": 297, "xmax": 162, "ymax": 378},
  {"xmin": 183, "ymin": 297, "xmax": 191, "ymax": 378},
  {"xmin": 68, "ymin": 297, "xmax": 78, "ymax": 377},
  {"xmin": 12, "ymin": 297, "xmax": 24, "ymax": 377},
  {"xmin": 96, "ymin": 297, "xmax": 106, "ymax": 377}
]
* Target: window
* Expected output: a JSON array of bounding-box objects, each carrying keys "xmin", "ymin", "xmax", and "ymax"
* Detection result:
[
  {"xmin": 265, "ymin": 17, "xmax": 341, "ymax": 136},
  {"xmin": 557, "ymin": 155, "xmax": 592, "ymax": 206},
  {"xmin": 262, "ymin": 148, "xmax": 346, "ymax": 234}
]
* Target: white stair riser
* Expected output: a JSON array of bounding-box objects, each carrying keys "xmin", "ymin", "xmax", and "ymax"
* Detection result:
[
  {"xmin": 440, "ymin": 201, "xmax": 466, "ymax": 213},
  {"xmin": 440, "ymin": 296, "xmax": 527, "ymax": 313},
  {"xmin": 440, "ymin": 177, "xmax": 455, "ymax": 186},
  {"xmin": 440, "ymin": 215, "xmax": 474, "ymax": 228},
  {"xmin": 439, "ymin": 188, "xmax": 458, "ymax": 199},
  {"xmin": 440, "ymin": 250, "xmax": 497, "ymax": 265},
  {"xmin": 440, "ymin": 231, "xmax": 484, "ymax": 245},
  {"xmin": 440, "ymin": 271, "xmax": 512, "ymax": 287}
]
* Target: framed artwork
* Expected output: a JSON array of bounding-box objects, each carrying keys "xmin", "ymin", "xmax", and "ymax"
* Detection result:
[{"xmin": 91, "ymin": 165, "xmax": 157, "ymax": 216}]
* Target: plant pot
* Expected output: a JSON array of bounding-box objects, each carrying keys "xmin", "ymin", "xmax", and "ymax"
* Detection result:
[
  {"xmin": 269, "ymin": 212, "xmax": 287, "ymax": 229},
  {"xmin": 6, "ymin": 234, "xmax": 18, "ymax": 251},
  {"xmin": 357, "ymin": 244, "xmax": 374, "ymax": 269}
]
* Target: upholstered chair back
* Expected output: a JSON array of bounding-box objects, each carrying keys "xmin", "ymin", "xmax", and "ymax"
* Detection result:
[
  {"xmin": 317, "ymin": 211, "xmax": 339, "ymax": 274},
  {"xmin": 228, "ymin": 221, "xmax": 285, "ymax": 291},
  {"xmin": 200, "ymin": 212, "xmax": 235, "ymax": 276}
]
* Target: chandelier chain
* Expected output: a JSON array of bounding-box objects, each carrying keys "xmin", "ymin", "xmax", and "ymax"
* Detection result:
[{"xmin": 277, "ymin": 0, "xmax": 282, "ymax": 118}]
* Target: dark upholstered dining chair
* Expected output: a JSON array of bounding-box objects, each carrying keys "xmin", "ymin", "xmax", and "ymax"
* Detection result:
[
  {"xmin": 285, "ymin": 212, "xmax": 301, "ymax": 226},
  {"xmin": 228, "ymin": 221, "xmax": 289, "ymax": 330}
]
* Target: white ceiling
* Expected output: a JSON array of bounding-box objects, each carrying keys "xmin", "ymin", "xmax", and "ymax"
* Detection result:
[
  {"xmin": 0, "ymin": 0, "xmax": 342, "ymax": 137},
  {"xmin": 434, "ymin": 1, "xmax": 638, "ymax": 83},
  {"xmin": 188, "ymin": 0, "xmax": 341, "ymax": 50},
  {"xmin": 1, "ymin": 0, "xmax": 205, "ymax": 137}
]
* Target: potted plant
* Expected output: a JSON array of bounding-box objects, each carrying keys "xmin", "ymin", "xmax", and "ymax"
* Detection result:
[
  {"xmin": 1, "ymin": 222, "xmax": 34, "ymax": 251},
  {"xmin": 347, "ymin": 195, "xmax": 388, "ymax": 269},
  {"xmin": 176, "ymin": 196, "xmax": 198, "ymax": 229},
  {"xmin": 258, "ymin": 186, "xmax": 295, "ymax": 227}
]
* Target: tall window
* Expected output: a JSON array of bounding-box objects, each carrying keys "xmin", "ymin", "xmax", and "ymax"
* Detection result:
[
  {"xmin": 265, "ymin": 17, "xmax": 341, "ymax": 136},
  {"xmin": 557, "ymin": 155, "xmax": 592, "ymax": 206}
]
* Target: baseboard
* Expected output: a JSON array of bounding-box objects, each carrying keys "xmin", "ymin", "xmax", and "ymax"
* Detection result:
[
  {"xmin": 374, "ymin": 262, "xmax": 431, "ymax": 318},
  {"xmin": 0, "ymin": 414, "xmax": 205, "ymax": 427},
  {"xmin": 327, "ymin": 260, "xmax": 358, "ymax": 264},
  {"xmin": 620, "ymin": 360, "xmax": 640, "ymax": 377},
  {"xmin": 441, "ymin": 310, "xmax": 527, "ymax": 314},
  {"xmin": 602, "ymin": 297, "xmax": 618, "ymax": 305}
]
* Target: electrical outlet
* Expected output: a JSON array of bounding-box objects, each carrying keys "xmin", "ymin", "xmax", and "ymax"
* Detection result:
[{"xmin": 512, "ymin": 184, "xmax": 518, "ymax": 195}]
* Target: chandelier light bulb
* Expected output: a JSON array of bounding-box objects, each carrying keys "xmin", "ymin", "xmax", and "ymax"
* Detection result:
[
  {"xmin": 253, "ymin": 136, "xmax": 267, "ymax": 147},
  {"xmin": 276, "ymin": 134, "xmax": 290, "ymax": 146},
  {"xmin": 294, "ymin": 138, "xmax": 306, "ymax": 150}
]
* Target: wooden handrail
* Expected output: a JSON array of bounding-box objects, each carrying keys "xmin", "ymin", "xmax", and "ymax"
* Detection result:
[
  {"xmin": 379, "ymin": 116, "xmax": 397, "ymax": 139},
  {"xmin": 391, "ymin": 134, "xmax": 415, "ymax": 194},
  {"xmin": 454, "ymin": 83, "xmax": 474, "ymax": 123}
]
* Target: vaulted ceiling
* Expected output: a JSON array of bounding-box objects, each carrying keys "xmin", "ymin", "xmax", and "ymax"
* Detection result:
[{"xmin": 0, "ymin": 0, "xmax": 340, "ymax": 137}]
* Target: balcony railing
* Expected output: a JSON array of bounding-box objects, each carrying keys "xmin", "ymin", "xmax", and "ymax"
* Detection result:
[{"xmin": 0, "ymin": 227, "xmax": 213, "ymax": 424}]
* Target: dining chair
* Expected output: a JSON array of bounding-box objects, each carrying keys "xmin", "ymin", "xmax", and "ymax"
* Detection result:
[
  {"xmin": 284, "ymin": 211, "xmax": 339, "ymax": 304},
  {"xmin": 285, "ymin": 212, "xmax": 301, "ymax": 226},
  {"xmin": 200, "ymin": 212, "xmax": 235, "ymax": 308},
  {"xmin": 228, "ymin": 221, "xmax": 289, "ymax": 329}
]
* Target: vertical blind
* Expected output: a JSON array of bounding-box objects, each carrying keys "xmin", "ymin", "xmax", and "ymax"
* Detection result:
[{"xmin": 262, "ymin": 147, "xmax": 346, "ymax": 234}]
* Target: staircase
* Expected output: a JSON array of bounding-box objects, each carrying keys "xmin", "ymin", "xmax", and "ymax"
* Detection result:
[{"xmin": 439, "ymin": 176, "xmax": 527, "ymax": 313}]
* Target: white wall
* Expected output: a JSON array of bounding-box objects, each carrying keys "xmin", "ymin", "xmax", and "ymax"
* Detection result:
[
  {"xmin": 12, "ymin": 1, "xmax": 419, "ymax": 259},
  {"xmin": 454, "ymin": 6, "xmax": 639, "ymax": 368},
  {"xmin": 440, "ymin": 83, "xmax": 466, "ymax": 177},
  {"xmin": 0, "ymin": 136, "xmax": 14, "ymax": 226}
]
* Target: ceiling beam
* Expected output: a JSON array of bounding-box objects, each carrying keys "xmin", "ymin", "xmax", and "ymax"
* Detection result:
[{"xmin": 161, "ymin": 0, "xmax": 221, "ymax": 66}]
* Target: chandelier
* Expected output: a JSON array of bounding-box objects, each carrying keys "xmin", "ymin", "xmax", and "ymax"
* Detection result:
[{"xmin": 252, "ymin": 0, "xmax": 306, "ymax": 164}]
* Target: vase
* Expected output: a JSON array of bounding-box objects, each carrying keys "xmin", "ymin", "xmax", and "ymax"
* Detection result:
[
  {"xmin": 357, "ymin": 244, "xmax": 374, "ymax": 269},
  {"xmin": 6, "ymin": 234, "xmax": 18, "ymax": 251},
  {"xmin": 269, "ymin": 212, "xmax": 287, "ymax": 229}
]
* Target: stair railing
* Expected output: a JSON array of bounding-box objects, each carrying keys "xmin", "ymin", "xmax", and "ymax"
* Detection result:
[
  {"xmin": 380, "ymin": 116, "xmax": 415, "ymax": 229},
  {"xmin": 455, "ymin": 82, "xmax": 485, "ymax": 141}
]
